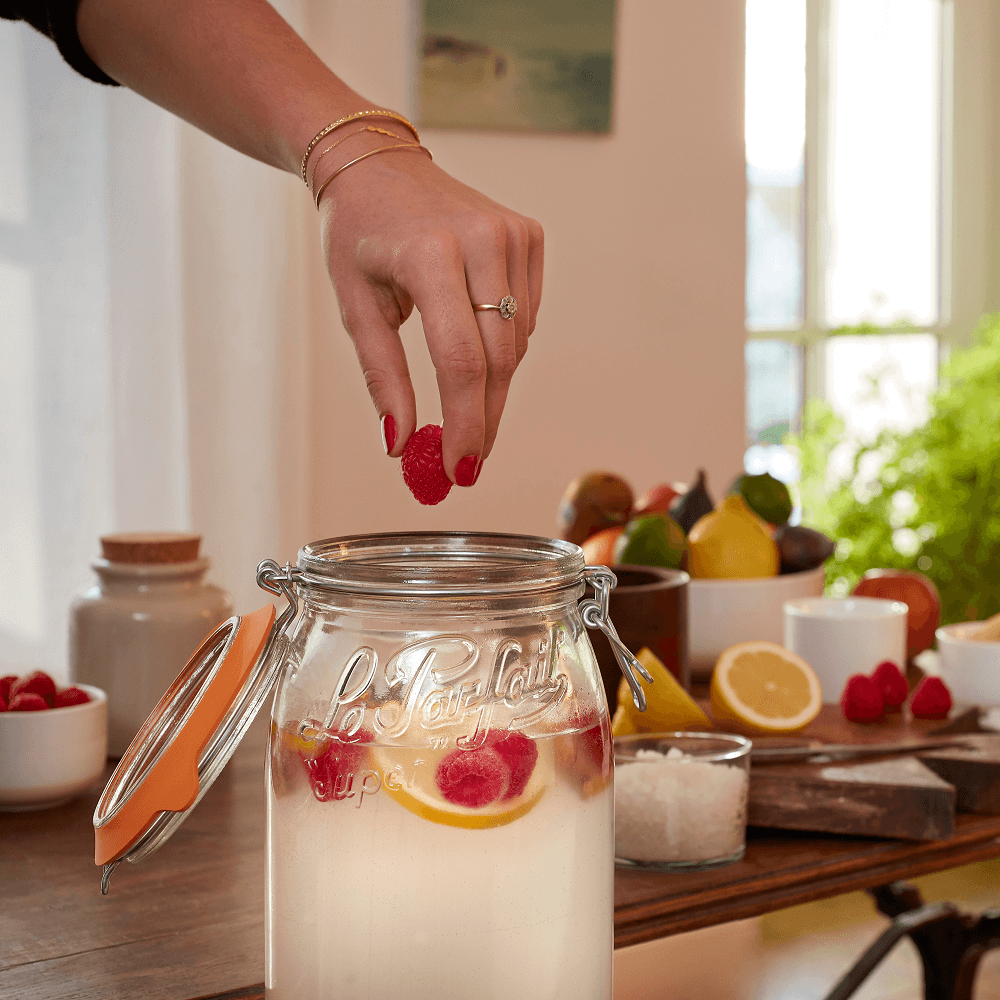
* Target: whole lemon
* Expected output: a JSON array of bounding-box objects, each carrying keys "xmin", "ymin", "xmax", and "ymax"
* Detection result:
[{"xmin": 687, "ymin": 495, "xmax": 779, "ymax": 579}]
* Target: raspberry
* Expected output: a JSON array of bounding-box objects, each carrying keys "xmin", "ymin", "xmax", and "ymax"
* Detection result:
[
  {"xmin": 10, "ymin": 671, "xmax": 56, "ymax": 707},
  {"xmin": 871, "ymin": 660, "xmax": 908, "ymax": 712},
  {"xmin": 840, "ymin": 674, "xmax": 884, "ymax": 722},
  {"xmin": 910, "ymin": 676, "xmax": 953, "ymax": 720},
  {"xmin": 435, "ymin": 746, "xmax": 510, "ymax": 808},
  {"xmin": 486, "ymin": 731, "xmax": 538, "ymax": 800},
  {"xmin": 0, "ymin": 675, "xmax": 16, "ymax": 703},
  {"xmin": 53, "ymin": 686, "xmax": 91, "ymax": 708},
  {"xmin": 300, "ymin": 733, "xmax": 370, "ymax": 803},
  {"xmin": 0, "ymin": 691, "xmax": 7, "ymax": 712},
  {"xmin": 10, "ymin": 692, "xmax": 49, "ymax": 712},
  {"xmin": 401, "ymin": 424, "xmax": 453, "ymax": 505},
  {"xmin": 578, "ymin": 720, "xmax": 611, "ymax": 774}
]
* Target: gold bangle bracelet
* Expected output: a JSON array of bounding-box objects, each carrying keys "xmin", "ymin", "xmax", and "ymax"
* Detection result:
[
  {"xmin": 300, "ymin": 110, "xmax": 419, "ymax": 182},
  {"xmin": 307, "ymin": 126, "xmax": 409, "ymax": 194},
  {"xmin": 314, "ymin": 143, "xmax": 433, "ymax": 208}
]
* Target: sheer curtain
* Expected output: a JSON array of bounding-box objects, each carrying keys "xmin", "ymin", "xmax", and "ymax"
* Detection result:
[{"xmin": 0, "ymin": 5, "xmax": 309, "ymax": 684}]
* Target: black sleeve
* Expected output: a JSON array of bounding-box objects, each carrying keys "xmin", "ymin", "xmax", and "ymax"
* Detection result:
[{"xmin": 1, "ymin": 0, "xmax": 120, "ymax": 86}]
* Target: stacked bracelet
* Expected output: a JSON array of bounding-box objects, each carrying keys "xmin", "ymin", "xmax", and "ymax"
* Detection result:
[
  {"xmin": 300, "ymin": 110, "xmax": 419, "ymax": 182},
  {"xmin": 313, "ymin": 143, "xmax": 433, "ymax": 208},
  {"xmin": 307, "ymin": 125, "xmax": 410, "ymax": 194}
]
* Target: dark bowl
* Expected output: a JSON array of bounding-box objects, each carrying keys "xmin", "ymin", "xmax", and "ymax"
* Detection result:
[{"xmin": 589, "ymin": 565, "xmax": 690, "ymax": 709}]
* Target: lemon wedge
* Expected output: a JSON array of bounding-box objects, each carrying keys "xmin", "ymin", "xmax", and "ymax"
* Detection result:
[
  {"xmin": 610, "ymin": 704, "xmax": 640, "ymax": 738},
  {"xmin": 615, "ymin": 648, "xmax": 713, "ymax": 732},
  {"xmin": 371, "ymin": 739, "xmax": 551, "ymax": 830},
  {"xmin": 710, "ymin": 641, "xmax": 821, "ymax": 735}
]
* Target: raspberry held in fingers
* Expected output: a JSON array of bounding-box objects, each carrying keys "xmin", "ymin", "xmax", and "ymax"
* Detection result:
[{"xmin": 401, "ymin": 424, "xmax": 453, "ymax": 505}]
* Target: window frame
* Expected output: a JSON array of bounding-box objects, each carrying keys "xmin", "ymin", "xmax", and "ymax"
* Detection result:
[{"xmin": 746, "ymin": 0, "xmax": 999, "ymax": 414}]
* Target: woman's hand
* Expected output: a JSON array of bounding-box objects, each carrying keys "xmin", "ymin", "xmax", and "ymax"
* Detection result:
[
  {"xmin": 76, "ymin": 0, "xmax": 544, "ymax": 483},
  {"xmin": 318, "ymin": 148, "xmax": 544, "ymax": 484}
]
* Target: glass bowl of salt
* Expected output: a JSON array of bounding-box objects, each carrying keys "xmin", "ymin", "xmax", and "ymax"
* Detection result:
[{"xmin": 613, "ymin": 732, "xmax": 751, "ymax": 871}]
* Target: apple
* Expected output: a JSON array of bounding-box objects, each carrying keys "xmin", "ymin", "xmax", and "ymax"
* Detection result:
[
  {"xmin": 851, "ymin": 569, "xmax": 941, "ymax": 658},
  {"xmin": 633, "ymin": 483, "xmax": 680, "ymax": 518}
]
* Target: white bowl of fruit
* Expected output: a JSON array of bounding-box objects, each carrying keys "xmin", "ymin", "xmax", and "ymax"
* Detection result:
[
  {"xmin": 558, "ymin": 469, "xmax": 834, "ymax": 680},
  {"xmin": 0, "ymin": 671, "xmax": 108, "ymax": 811}
]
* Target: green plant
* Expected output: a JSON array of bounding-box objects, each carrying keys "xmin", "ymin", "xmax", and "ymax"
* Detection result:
[{"xmin": 786, "ymin": 314, "xmax": 1000, "ymax": 625}]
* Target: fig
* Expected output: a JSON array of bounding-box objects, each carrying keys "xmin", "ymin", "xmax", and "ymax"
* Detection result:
[
  {"xmin": 774, "ymin": 525, "xmax": 836, "ymax": 574},
  {"xmin": 557, "ymin": 472, "xmax": 633, "ymax": 546},
  {"xmin": 668, "ymin": 469, "xmax": 714, "ymax": 534}
]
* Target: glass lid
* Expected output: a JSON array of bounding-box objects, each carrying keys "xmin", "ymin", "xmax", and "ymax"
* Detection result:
[{"xmin": 93, "ymin": 604, "xmax": 281, "ymax": 894}]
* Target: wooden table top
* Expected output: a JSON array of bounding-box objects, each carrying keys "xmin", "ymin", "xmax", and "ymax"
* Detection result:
[{"xmin": 4, "ymin": 714, "xmax": 1000, "ymax": 1000}]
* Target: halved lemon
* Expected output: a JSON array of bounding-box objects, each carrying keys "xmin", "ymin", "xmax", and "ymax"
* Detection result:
[
  {"xmin": 710, "ymin": 641, "xmax": 822, "ymax": 735},
  {"xmin": 371, "ymin": 740, "xmax": 552, "ymax": 830},
  {"xmin": 615, "ymin": 648, "xmax": 713, "ymax": 732}
]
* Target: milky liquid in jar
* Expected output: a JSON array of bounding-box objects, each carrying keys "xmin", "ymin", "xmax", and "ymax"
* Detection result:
[{"xmin": 264, "ymin": 534, "xmax": 615, "ymax": 1000}]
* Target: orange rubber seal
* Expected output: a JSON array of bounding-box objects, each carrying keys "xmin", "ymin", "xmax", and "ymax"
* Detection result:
[{"xmin": 95, "ymin": 604, "xmax": 275, "ymax": 866}]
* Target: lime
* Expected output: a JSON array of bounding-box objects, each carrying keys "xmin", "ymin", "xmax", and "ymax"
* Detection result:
[
  {"xmin": 614, "ymin": 513, "xmax": 686, "ymax": 569},
  {"xmin": 731, "ymin": 472, "xmax": 792, "ymax": 526}
]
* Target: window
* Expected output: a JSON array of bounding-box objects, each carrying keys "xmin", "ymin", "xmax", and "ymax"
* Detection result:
[{"xmin": 745, "ymin": 0, "xmax": 951, "ymax": 482}]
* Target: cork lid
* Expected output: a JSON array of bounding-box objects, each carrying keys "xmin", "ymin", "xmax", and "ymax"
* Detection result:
[{"xmin": 100, "ymin": 532, "xmax": 201, "ymax": 565}]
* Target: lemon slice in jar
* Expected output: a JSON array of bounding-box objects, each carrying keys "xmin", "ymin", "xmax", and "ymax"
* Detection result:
[{"xmin": 372, "ymin": 736, "xmax": 553, "ymax": 830}]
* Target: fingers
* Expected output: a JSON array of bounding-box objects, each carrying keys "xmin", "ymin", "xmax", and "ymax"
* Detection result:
[
  {"xmin": 401, "ymin": 231, "xmax": 489, "ymax": 480},
  {"xmin": 524, "ymin": 216, "xmax": 544, "ymax": 336},
  {"xmin": 471, "ymin": 216, "xmax": 528, "ymax": 462},
  {"xmin": 340, "ymin": 283, "xmax": 417, "ymax": 459}
]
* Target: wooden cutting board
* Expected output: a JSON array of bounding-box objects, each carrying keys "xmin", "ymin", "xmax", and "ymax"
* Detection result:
[
  {"xmin": 744, "ymin": 705, "xmax": 1000, "ymax": 841},
  {"xmin": 748, "ymin": 755, "xmax": 956, "ymax": 840},
  {"xmin": 917, "ymin": 735, "xmax": 1000, "ymax": 815}
]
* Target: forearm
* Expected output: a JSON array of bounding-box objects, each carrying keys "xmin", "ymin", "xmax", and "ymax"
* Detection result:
[{"xmin": 76, "ymin": 0, "xmax": 375, "ymax": 175}]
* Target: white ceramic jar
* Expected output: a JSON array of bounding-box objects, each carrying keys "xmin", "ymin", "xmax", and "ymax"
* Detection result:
[{"xmin": 70, "ymin": 533, "xmax": 233, "ymax": 756}]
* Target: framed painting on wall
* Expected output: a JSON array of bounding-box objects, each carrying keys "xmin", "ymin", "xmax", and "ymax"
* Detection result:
[{"xmin": 418, "ymin": 0, "xmax": 616, "ymax": 133}]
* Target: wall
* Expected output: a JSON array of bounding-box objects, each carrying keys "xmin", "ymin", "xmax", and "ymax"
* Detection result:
[{"xmin": 301, "ymin": 0, "xmax": 748, "ymax": 544}]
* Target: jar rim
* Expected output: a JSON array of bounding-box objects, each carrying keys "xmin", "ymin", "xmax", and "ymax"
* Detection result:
[{"xmin": 295, "ymin": 532, "xmax": 585, "ymax": 597}]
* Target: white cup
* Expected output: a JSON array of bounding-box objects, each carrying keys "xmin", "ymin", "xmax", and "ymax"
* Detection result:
[
  {"xmin": 935, "ymin": 623, "xmax": 1000, "ymax": 706},
  {"xmin": 783, "ymin": 597, "xmax": 908, "ymax": 700}
]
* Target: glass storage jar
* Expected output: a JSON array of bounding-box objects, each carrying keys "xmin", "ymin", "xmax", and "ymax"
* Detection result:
[{"xmin": 94, "ymin": 533, "xmax": 648, "ymax": 1000}]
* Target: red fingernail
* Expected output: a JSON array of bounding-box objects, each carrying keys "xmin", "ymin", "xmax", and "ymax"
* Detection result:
[
  {"xmin": 455, "ymin": 454, "xmax": 479, "ymax": 487},
  {"xmin": 473, "ymin": 459, "xmax": 483, "ymax": 485},
  {"xmin": 381, "ymin": 414, "xmax": 397, "ymax": 455}
]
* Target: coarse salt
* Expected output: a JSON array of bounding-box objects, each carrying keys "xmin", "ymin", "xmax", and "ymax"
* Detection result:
[{"xmin": 615, "ymin": 747, "xmax": 749, "ymax": 864}]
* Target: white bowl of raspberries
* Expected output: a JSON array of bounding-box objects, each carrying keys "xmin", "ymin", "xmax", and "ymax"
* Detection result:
[{"xmin": 0, "ymin": 671, "xmax": 108, "ymax": 811}]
